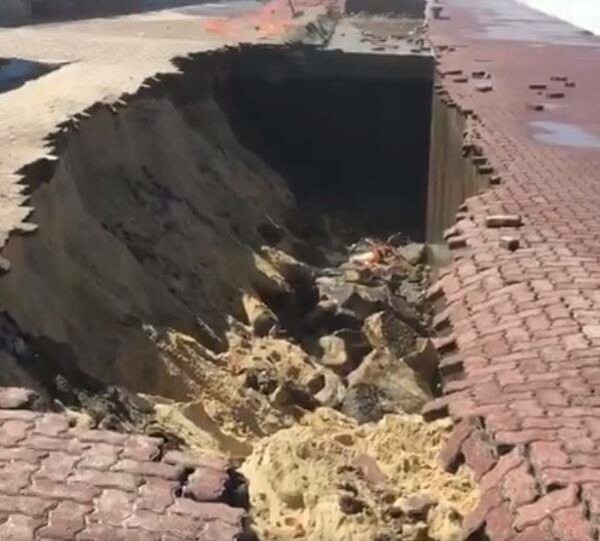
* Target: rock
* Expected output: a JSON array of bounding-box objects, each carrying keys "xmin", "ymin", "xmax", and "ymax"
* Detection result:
[
  {"xmin": 318, "ymin": 330, "xmax": 370, "ymax": 375},
  {"xmin": 319, "ymin": 334, "xmax": 349, "ymax": 368},
  {"xmin": 339, "ymin": 494, "xmax": 366, "ymax": 515},
  {"xmin": 398, "ymin": 243, "xmax": 425, "ymax": 265},
  {"xmin": 346, "ymin": 349, "xmax": 431, "ymax": 420},
  {"xmin": 341, "ymin": 384, "xmax": 386, "ymax": 424},
  {"xmin": 241, "ymin": 292, "xmax": 278, "ymax": 337},
  {"xmin": 364, "ymin": 312, "xmax": 417, "ymax": 358},
  {"xmin": 404, "ymin": 338, "xmax": 439, "ymax": 387},
  {"xmin": 398, "ymin": 281, "xmax": 424, "ymax": 309},
  {"xmin": 270, "ymin": 381, "xmax": 318, "ymax": 411},
  {"xmin": 397, "ymin": 493, "xmax": 438, "ymax": 521},
  {"xmin": 307, "ymin": 369, "xmax": 346, "ymax": 408},
  {"xmin": 260, "ymin": 246, "xmax": 314, "ymax": 285}
]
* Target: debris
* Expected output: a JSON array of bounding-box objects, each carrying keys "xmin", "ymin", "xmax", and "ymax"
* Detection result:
[
  {"xmin": 500, "ymin": 236, "xmax": 520, "ymax": 251},
  {"xmin": 346, "ymin": 349, "xmax": 431, "ymax": 419},
  {"xmin": 241, "ymin": 409, "xmax": 478, "ymax": 541},
  {"xmin": 485, "ymin": 214, "xmax": 522, "ymax": 228}
]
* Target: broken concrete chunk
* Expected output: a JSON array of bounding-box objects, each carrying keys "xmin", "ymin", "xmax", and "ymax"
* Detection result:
[
  {"xmin": 364, "ymin": 311, "xmax": 417, "ymax": 358},
  {"xmin": 346, "ymin": 349, "xmax": 431, "ymax": 420},
  {"xmin": 398, "ymin": 243, "xmax": 425, "ymax": 265},
  {"xmin": 485, "ymin": 214, "xmax": 522, "ymax": 228}
]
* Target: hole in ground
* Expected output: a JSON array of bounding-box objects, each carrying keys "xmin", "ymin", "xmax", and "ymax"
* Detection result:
[{"xmin": 213, "ymin": 47, "xmax": 434, "ymax": 242}]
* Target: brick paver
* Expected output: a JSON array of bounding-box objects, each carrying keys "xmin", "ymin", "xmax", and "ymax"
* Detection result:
[
  {"xmin": 0, "ymin": 388, "xmax": 244, "ymax": 540},
  {"xmin": 427, "ymin": 0, "xmax": 600, "ymax": 539}
]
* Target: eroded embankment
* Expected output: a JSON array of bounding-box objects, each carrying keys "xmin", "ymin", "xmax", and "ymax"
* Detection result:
[{"xmin": 0, "ymin": 45, "xmax": 478, "ymax": 539}]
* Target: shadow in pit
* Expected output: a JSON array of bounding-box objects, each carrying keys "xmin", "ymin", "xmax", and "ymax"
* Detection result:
[{"xmin": 213, "ymin": 47, "xmax": 434, "ymax": 243}]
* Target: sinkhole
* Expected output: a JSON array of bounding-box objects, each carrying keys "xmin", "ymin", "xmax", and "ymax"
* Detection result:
[{"xmin": 213, "ymin": 47, "xmax": 435, "ymax": 241}]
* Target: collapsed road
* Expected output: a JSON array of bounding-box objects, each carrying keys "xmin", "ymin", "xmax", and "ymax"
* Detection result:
[{"xmin": 2, "ymin": 0, "xmax": 600, "ymax": 539}]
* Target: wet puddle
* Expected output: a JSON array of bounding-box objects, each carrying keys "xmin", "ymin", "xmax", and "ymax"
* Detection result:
[
  {"xmin": 530, "ymin": 120, "xmax": 600, "ymax": 149},
  {"xmin": 0, "ymin": 58, "xmax": 59, "ymax": 94}
]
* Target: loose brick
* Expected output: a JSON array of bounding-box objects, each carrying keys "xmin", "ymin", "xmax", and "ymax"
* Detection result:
[{"xmin": 485, "ymin": 215, "xmax": 522, "ymax": 228}]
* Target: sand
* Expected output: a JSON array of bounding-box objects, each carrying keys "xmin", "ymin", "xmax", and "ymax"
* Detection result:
[{"xmin": 241, "ymin": 408, "xmax": 478, "ymax": 541}]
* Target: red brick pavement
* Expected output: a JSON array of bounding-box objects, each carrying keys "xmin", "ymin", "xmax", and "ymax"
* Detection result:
[
  {"xmin": 0, "ymin": 389, "xmax": 244, "ymax": 541},
  {"xmin": 426, "ymin": 0, "xmax": 600, "ymax": 539}
]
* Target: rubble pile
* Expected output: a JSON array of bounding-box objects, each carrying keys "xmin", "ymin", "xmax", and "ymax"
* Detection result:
[{"xmin": 142, "ymin": 233, "xmax": 478, "ymax": 539}]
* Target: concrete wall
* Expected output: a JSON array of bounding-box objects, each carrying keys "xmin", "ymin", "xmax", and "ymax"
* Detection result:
[
  {"xmin": 426, "ymin": 83, "xmax": 484, "ymax": 246},
  {"xmin": 0, "ymin": 0, "xmax": 32, "ymax": 23}
]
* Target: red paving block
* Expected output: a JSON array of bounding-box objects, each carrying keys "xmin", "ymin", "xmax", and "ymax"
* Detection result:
[{"xmin": 0, "ymin": 406, "xmax": 245, "ymax": 540}]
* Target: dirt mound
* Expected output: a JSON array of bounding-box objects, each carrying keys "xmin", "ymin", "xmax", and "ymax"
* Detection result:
[{"xmin": 241, "ymin": 408, "xmax": 478, "ymax": 540}]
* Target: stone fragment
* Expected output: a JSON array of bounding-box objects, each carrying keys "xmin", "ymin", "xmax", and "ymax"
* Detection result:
[{"xmin": 307, "ymin": 368, "xmax": 346, "ymax": 408}]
